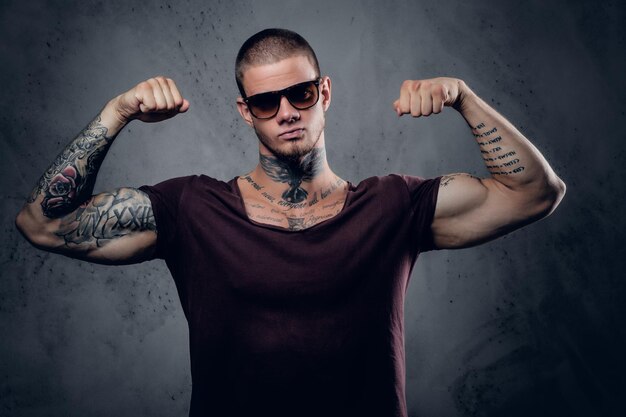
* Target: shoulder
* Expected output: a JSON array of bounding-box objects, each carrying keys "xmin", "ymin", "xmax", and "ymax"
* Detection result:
[
  {"xmin": 352, "ymin": 174, "xmax": 408, "ymax": 190},
  {"xmin": 353, "ymin": 174, "xmax": 440, "ymax": 195},
  {"xmin": 351, "ymin": 174, "xmax": 442, "ymax": 213},
  {"xmin": 139, "ymin": 174, "xmax": 233, "ymax": 195},
  {"xmin": 139, "ymin": 174, "xmax": 196, "ymax": 194},
  {"xmin": 347, "ymin": 175, "xmax": 416, "ymax": 212}
]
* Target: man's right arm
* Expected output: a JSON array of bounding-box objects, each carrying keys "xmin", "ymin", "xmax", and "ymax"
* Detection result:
[{"xmin": 15, "ymin": 76, "xmax": 189, "ymax": 265}]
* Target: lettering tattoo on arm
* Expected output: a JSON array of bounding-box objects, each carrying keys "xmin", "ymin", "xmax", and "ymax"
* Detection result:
[
  {"xmin": 56, "ymin": 188, "xmax": 156, "ymax": 249},
  {"xmin": 472, "ymin": 122, "xmax": 526, "ymax": 177},
  {"xmin": 28, "ymin": 115, "xmax": 116, "ymax": 218}
]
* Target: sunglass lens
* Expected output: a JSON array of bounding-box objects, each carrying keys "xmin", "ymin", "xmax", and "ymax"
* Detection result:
[
  {"xmin": 287, "ymin": 82, "xmax": 318, "ymax": 109},
  {"xmin": 248, "ymin": 93, "xmax": 280, "ymax": 119}
]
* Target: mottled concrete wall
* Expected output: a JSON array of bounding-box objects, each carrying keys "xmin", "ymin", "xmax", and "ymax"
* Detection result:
[{"xmin": 1, "ymin": 0, "xmax": 624, "ymax": 416}]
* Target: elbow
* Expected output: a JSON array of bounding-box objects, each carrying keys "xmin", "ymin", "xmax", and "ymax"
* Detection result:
[
  {"xmin": 15, "ymin": 207, "xmax": 30, "ymax": 239},
  {"xmin": 15, "ymin": 206, "xmax": 55, "ymax": 249},
  {"xmin": 536, "ymin": 175, "xmax": 566, "ymax": 218},
  {"xmin": 15, "ymin": 208, "xmax": 38, "ymax": 247},
  {"xmin": 555, "ymin": 176, "xmax": 567, "ymax": 202}
]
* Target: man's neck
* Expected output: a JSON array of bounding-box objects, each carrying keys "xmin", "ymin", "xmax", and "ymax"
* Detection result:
[{"xmin": 244, "ymin": 147, "xmax": 344, "ymax": 209}]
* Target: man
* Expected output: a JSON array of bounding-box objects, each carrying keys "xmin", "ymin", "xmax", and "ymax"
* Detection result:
[{"xmin": 15, "ymin": 28, "xmax": 565, "ymax": 416}]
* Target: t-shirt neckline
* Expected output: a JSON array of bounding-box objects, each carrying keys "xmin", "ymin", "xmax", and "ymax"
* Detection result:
[{"xmin": 228, "ymin": 175, "xmax": 355, "ymax": 233}]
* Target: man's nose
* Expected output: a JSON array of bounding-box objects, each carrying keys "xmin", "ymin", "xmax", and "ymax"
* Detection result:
[{"xmin": 275, "ymin": 95, "xmax": 300, "ymax": 123}]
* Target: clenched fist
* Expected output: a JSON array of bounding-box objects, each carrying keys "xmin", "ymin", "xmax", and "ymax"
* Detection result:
[
  {"xmin": 112, "ymin": 76, "xmax": 190, "ymax": 123},
  {"xmin": 393, "ymin": 77, "xmax": 468, "ymax": 117}
]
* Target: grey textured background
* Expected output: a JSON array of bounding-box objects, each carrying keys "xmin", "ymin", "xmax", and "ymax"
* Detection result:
[{"xmin": 1, "ymin": 0, "xmax": 625, "ymax": 416}]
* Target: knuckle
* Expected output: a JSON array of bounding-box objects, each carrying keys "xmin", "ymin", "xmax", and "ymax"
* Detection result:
[
  {"xmin": 432, "ymin": 84, "xmax": 445, "ymax": 96},
  {"xmin": 137, "ymin": 81, "xmax": 151, "ymax": 90},
  {"xmin": 402, "ymin": 79, "xmax": 416, "ymax": 90}
]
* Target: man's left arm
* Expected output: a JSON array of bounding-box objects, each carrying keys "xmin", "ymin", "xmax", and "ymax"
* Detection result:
[{"xmin": 394, "ymin": 77, "xmax": 566, "ymax": 249}]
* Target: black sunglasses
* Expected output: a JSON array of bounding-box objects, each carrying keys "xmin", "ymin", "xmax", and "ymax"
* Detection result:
[{"xmin": 243, "ymin": 78, "xmax": 322, "ymax": 119}]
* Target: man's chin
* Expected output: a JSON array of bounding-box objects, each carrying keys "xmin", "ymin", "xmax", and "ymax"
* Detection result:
[
  {"xmin": 276, "ymin": 148, "xmax": 312, "ymax": 162},
  {"xmin": 265, "ymin": 140, "xmax": 315, "ymax": 161},
  {"xmin": 256, "ymin": 127, "xmax": 323, "ymax": 161}
]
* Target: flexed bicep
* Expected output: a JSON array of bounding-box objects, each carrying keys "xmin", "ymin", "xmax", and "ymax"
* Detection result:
[
  {"xmin": 18, "ymin": 187, "xmax": 158, "ymax": 265},
  {"xmin": 57, "ymin": 188, "xmax": 155, "ymax": 248},
  {"xmin": 431, "ymin": 173, "xmax": 550, "ymax": 249},
  {"xmin": 52, "ymin": 188, "xmax": 157, "ymax": 264}
]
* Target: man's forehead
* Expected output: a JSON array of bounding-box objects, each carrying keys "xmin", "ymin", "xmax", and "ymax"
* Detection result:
[{"xmin": 241, "ymin": 55, "xmax": 318, "ymax": 96}]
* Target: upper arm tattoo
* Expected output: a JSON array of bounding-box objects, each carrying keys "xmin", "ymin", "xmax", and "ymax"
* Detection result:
[
  {"xmin": 440, "ymin": 173, "xmax": 480, "ymax": 188},
  {"xmin": 56, "ymin": 188, "xmax": 156, "ymax": 249}
]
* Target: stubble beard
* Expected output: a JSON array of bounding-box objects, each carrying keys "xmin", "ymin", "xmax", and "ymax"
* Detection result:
[{"xmin": 255, "ymin": 118, "xmax": 325, "ymax": 164}]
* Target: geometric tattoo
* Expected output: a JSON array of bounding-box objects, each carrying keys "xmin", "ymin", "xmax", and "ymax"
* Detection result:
[
  {"xmin": 27, "ymin": 115, "xmax": 115, "ymax": 218},
  {"xmin": 56, "ymin": 188, "xmax": 156, "ymax": 249}
]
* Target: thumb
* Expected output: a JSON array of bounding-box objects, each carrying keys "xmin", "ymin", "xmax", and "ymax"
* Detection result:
[
  {"xmin": 178, "ymin": 99, "xmax": 190, "ymax": 113},
  {"xmin": 392, "ymin": 99, "xmax": 401, "ymax": 116}
]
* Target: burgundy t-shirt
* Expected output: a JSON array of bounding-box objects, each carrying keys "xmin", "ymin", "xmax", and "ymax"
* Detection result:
[{"xmin": 139, "ymin": 173, "xmax": 441, "ymax": 417}]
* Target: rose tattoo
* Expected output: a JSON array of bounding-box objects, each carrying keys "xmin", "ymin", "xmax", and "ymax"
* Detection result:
[{"xmin": 42, "ymin": 166, "xmax": 80, "ymax": 217}]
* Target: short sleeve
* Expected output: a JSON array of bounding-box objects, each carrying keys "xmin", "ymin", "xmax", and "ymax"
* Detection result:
[
  {"xmin": 139, "ymin": 175, "xmax": 195, "ymax": 259},
  {"xmin": 399, "ymin": 175, "xmax": 442, "ymax": 253}
]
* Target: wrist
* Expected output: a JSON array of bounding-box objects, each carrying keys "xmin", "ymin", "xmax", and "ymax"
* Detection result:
[
  {"xmin": 100, "ymin": 96, "xmax": 131, "ymax": 135},
  {"xmin": 453, "ymin": 80, "xmax": 477, "ymax": 114}
]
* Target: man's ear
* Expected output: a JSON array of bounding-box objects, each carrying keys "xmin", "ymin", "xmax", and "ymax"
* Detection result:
[
  {"xmin": 321, "ymin": 76, "xmax": 332, "ymax": 111},
  {"xmin": 236, "ymin": 97, "xmax": 254, "ymax": 127}
]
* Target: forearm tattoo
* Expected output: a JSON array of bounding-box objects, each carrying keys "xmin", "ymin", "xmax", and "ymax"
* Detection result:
[
  {"xmin": 27, "ymin": 115, "xmax": 115, "ymax": 218},
  {"xmin": 56, "ymin": 188, "xmax": 156, "ymax": 249},
  {"xmin": 472, "ymin": 122, "xmax": 526, "ymax": 177},
  {"xmin": 259, "ymin": 148, "xmax": 325, "ymax": 204}
]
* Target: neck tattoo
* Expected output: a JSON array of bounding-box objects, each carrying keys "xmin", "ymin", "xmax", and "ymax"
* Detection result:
[
  {"xmin": 259, "ymin": 148, "xmax": 325, "ymax": 204},
  {"xmin": 241, "ymin": 174, "xmax": 346, "ymax": 211}
]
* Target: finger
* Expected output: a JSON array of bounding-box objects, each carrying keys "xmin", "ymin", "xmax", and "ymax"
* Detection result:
[
  {"xmin": 136, "ymin": 81, "xmax": 157, "ymax": 113},
  {"xmin": 147, "ymin": 77, "xmax": 168, "ymax": 111},
  {"xmin": 397, "ymin": 81, "xmax": 413, "ymax": 116},
  {"xmin": 419, "ymin": 84, "xmax": 433, "ymax": 116},
  {"xmin": 166, "ymin": 78, "xmax": 185, "ymax": 110},
  {"xmin": 179, "ymin": 98, "xmax": 190, "ymax": 113},
  {"xmin": 409, "ymin": 82, "xmax": 424, "ymax": 117},
  {"xmin": 393, "ymin": 98, "xmax": 404, "ymax": 116},
  {"xmin": 155, "ymin": 76, "xmax": 175, "ymax": 110},
  {"xmin": 431, "ymin": 84, "xmax": 446, "ymax": 114}
]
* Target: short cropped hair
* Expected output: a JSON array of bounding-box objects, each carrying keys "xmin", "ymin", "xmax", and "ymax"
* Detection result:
[{"xmin": 235, "ymin": 28, "xmax": 321, "ymax": 97}]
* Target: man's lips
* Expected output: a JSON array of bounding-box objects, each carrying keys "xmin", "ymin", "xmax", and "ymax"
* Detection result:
[{"xmin": 279, "ymin": 128, "xmax": 304, "ymax": 139}]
